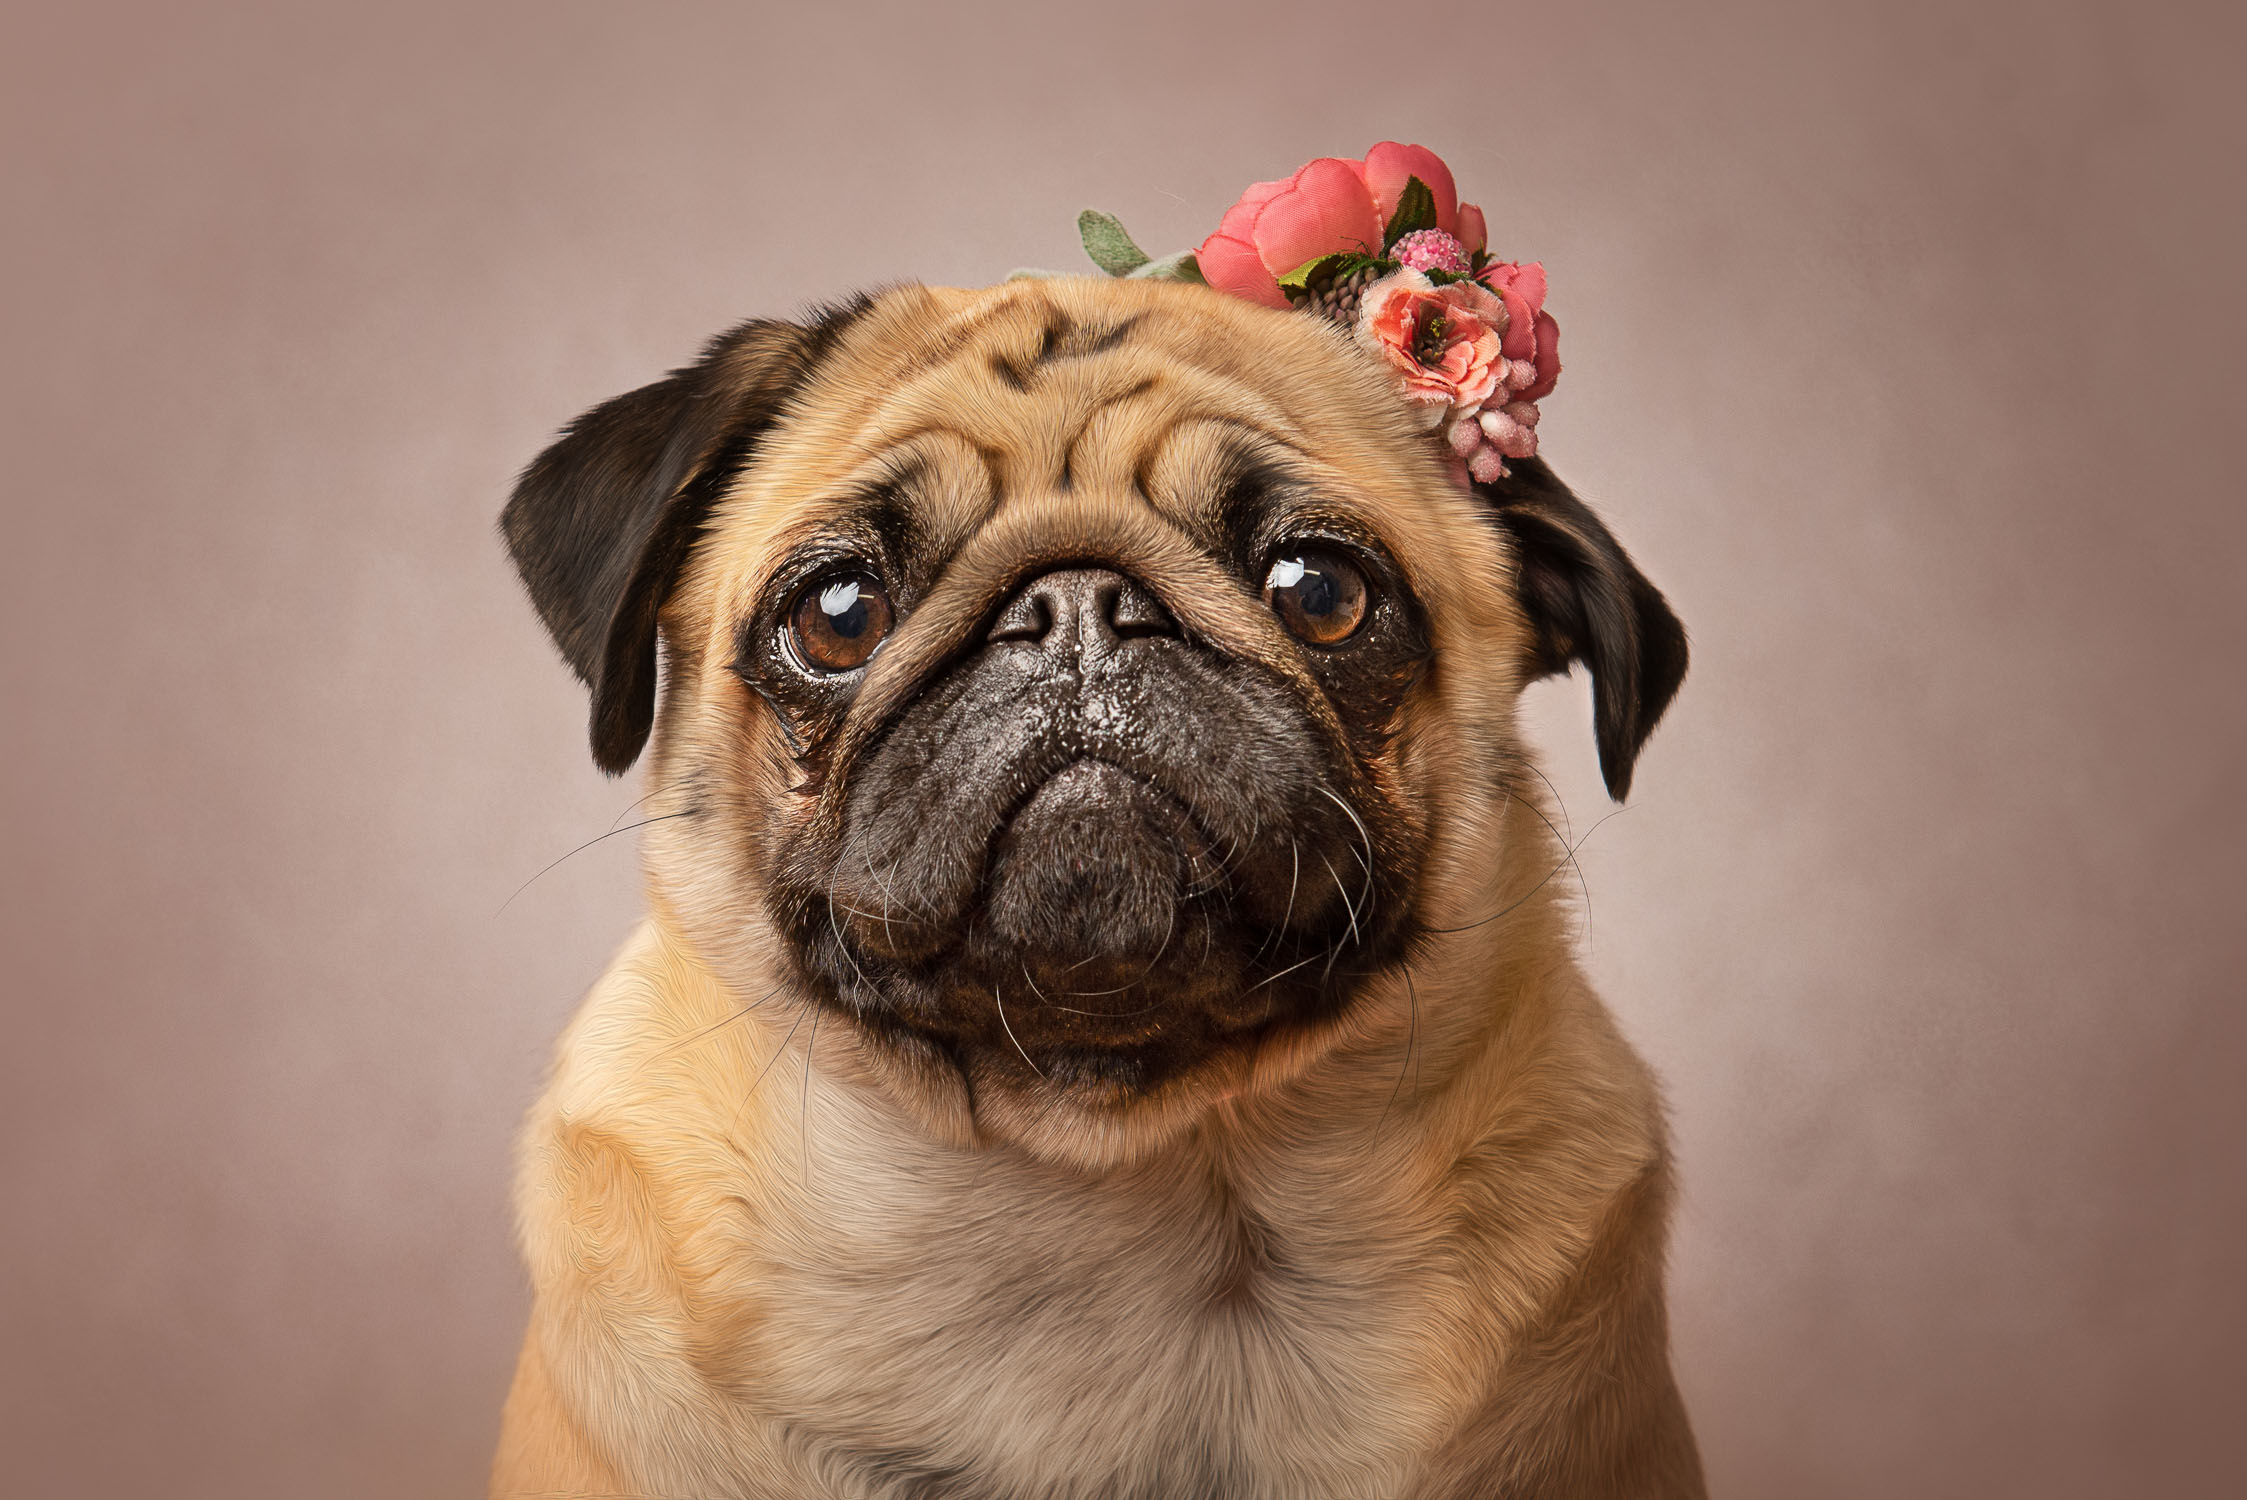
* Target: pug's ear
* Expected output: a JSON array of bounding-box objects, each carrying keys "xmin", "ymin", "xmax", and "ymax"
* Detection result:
[
  {"xmin": 1478, "ymin": 456, "xmax": 1688, "ymax": 801},
  {"xmin": 502, "ymin": 300, "xmax": 868, "ymax": 773}
]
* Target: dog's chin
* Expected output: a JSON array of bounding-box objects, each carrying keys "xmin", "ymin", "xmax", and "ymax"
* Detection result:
[
  {"xmin": 840, "ymin": 975, "xmax": 1361, "ymax": 1173},
  {"xmin": 782, "ymin": 757, "xmax": 1402, "ymax": 1164}
]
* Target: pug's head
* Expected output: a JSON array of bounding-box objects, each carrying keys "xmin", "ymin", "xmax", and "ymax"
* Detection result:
[{"xmin": 504, "ymin": 279, "xmax": 1683, "ymax": 1167}]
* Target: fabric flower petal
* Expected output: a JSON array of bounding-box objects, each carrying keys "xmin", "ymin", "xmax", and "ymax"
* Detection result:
[
  {"xmin": 1215, "ymin": 197, "xmax": 1265, "ymax": 244},
  {"xmin": 1518, "ymin": 311, "xmax": 1561, "ymax": 401},
  {"xmin": 1492, "ymin": 285, "xmax": 1537, "ymax": 363},
  {"xmin": 1481, "ymin": 259, "xmax": 1547, "ymax": 317},
  {"xmin": 1196, "ymin": 233, "xmax": 1288, "ymax": 308},
  {"xmin": 1238, "ymin": 176, "xmax": 1291, "ymax": 211},
  {"xmin": 1251, "ymin": 157, "xmax": 1382, "ymax": 275},
  {"xmin": 1362, "ymin": 142, "xmax": 1459, "ymax": 236},
  {"xmin": 1456, "ymin": 202, "xmax": 1488, "ymax": 256}
]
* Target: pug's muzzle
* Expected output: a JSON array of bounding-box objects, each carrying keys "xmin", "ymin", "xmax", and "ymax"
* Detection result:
[{"xmin": 775, "ymin": 564, "xmax": 1401, "ymax": 1093}]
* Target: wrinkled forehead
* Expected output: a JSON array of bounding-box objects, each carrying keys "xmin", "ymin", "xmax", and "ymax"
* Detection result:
[{"xmin": 705, "ymin": 278, "xmax": 1491, "ymax": 600}]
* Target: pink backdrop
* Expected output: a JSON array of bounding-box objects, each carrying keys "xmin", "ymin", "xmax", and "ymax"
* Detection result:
[{"xmin": 4, "ymin": 2, "xmax": 2241, "ymax": 1494}]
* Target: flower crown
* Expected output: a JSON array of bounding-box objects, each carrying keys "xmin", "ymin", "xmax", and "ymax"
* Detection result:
[{"xmin": 1052, "ymin": 142, "xmax": 1557, "ymax": 485}]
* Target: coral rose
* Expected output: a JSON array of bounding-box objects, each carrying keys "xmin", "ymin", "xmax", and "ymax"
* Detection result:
[
  {"xmin": 1354, "ymin": 271, "xmax": 1510, "ymax": 428},
  {"xmin": 1196, "ymin": 157, "xmax": 1382, "ymax": 308}
]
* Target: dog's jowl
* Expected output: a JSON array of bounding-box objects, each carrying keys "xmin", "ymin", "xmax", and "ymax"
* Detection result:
[{"xmin": 493, "ymin": 272, "xmax": 1700, "ymax": 1498}]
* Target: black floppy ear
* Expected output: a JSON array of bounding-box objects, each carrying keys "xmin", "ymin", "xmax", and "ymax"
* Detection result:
[
  {"xmin": 501, "ymin": 300, "xmax": 868, "ymax": 773},
  {"xmin": 1478, "ymin": 455, "xmax": 1688, "ymax": 800}
]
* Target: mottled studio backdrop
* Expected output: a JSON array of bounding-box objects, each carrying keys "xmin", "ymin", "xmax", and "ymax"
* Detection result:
[{"xmin": 3, "ymin": 2, "xmax": 2241, "ymax": 1495}]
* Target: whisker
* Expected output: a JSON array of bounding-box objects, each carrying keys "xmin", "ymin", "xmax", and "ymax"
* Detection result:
[
  {"xmin": 606, "ymin": 779, "xmax": 683, "ymax": 833},
  {"xmin": 1317, "ymin": 785, "xmax": 1377, "ymax": 911},
  {"xmin": 1244, "ymin": 950, "xmax": 1322, "ymax": 996},
  {"xmin": 1320, "ymin": 852, "xmax": 1361, "ymax": 948},
  {"xmin": 1499, "ymin": 776, "xmax": 1593, "ymax": 942},
  {"xmin": 1365, "ymin": 967, "xmax": 1421, "ymax": 1152},
  {"xmin": 641, "ymin": 980, "xmax": 789, "ymax": 1066},
  {"xmin": 495, "ymin": 811, "xmax": 700, "ymax": 916},
  {"xmin": 1127, "ymin": 898, "xmax": 1180, "ymax": 985},
  {"xmin": 1520, "ymin": 758, "xmax": 1576, "ymax": 847},
  {"xmin": 866, "ymin": 855, "xmax": 917, "ymax": 946},
  {"xmin": 826, "ymin": 878, "xmax": 879, "ymax": 999},
  {"xmin": 799, "ymin": 1009, "xmax": 820, "ymax": 1189},
  {"xmin": 1027, "ymin": 951, "xmax": 1167, "ymax": 1014},
  {"xmin": 1425, "ymin": 808, "xmax": 1628, "ymax": 935},
  {"xmin": 728, "ymin": 998, "xmax": 811, "ymax": 1136},
  {"xmin": 1249, "ymin": 838, "xmax": 1301, "ymax": 966},
  {"xmin": 994, "ymin": 984, "xmax": 1045, "ymax": 1077}
]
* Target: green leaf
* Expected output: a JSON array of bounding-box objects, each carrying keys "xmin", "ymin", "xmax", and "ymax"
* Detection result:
[
  {"xmin": 1277, "ymin": 252, "xmax": 1348, "ymax": 292},
  {"xmin": 1382, "ymin": 176, "xmax": 1438, "ymax": 250},
  {"xmin": 1005, "ymin": 268, "xmax": 1072, "ymax": 281},
  {"xmin": 1126, "ymin": 250, "xmax": 1205, "ymax": 283},
  {"xmin": 1277, "ymin": 250, "xmax": 1392, "ymax": 298},
  {"xmin": 1078, "ymin": 209, "xmax": 1152, "ymax": 276}
]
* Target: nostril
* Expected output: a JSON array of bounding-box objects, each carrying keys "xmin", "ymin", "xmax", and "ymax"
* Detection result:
[
  {"xmin": 1108, "ymin": 581, "xmax": 1175, "ymax": 639},
  {"xmin": 986, "ymin": 591, "xmax": 1052, "ymax": 643},
  {"xmin": 986, "ymin": 567, "xmax": 1176, "ymax": 652}
]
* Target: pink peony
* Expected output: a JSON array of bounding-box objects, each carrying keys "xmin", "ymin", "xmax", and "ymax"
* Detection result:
[
  {"xmin": 1196, "ymin": 158, "xmax": 1383, "ymax": 308},
  {"xmin": 1355, "ymin": 272, "xmax": 1510, "ymax": 427},
  {"xmin": 1195, "ymin": 142, "xmax": 1466, "ymax": 308}
]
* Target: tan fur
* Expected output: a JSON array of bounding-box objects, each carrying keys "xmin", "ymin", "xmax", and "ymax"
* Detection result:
[{"xmin": 493, "ymin": 279, "xmax": 1702, "ymax": 1498}]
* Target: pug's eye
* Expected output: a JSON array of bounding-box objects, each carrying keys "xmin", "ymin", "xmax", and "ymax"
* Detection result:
[
  {"xmin": 1264, "ymin": 548, "xmax": 1370, "ymax": 646},
  {"xmin": 787, "ymin": 571, "xmax": 893, "ymax": 673}
]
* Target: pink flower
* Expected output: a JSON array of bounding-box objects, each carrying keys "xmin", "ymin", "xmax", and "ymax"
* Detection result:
[
  {"xmin": 1477, "ymin": 260, "xmax": 1561, "ymax": 402},
  {"xmin": 1355, "ymin": 271, "xmax": 1510, "ymax": 427},
  {"xmin": 1189, "ymin": 145, "xmax": 1563, "ymax": 482},
  {"xmin": 1195, "ymin": 142, "xmax": 1464, "ymax": 308},
  {"xmin": 1196, "ymin": 158, "xmax": 1382, "ymax": 308},
  {"xmin": 1390, "ymin": 229, "xmax": 1472, "ymax": 276},
  {"xmin": 1360, "ymin": 142, "xmax": 1458, "ymax": 237}
]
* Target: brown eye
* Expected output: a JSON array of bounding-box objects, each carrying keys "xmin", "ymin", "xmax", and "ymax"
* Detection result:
[
  {"xmin": 787, "ymin": 572, "xmax": 893, "ymax": 673},
  {"xmin": 1264, "ymin": 549, "xmax": 1369, "ymax": 646}
]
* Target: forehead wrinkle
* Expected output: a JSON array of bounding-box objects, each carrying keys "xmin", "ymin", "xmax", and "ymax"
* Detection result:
[
  {"xmin": 855, "ymin": 342, "xmax": 1187, "ymax": 500},
  {"xmin": 902, "ymin": 280, "xmax": 1059, "ymax": 369},
  {"xmin": 859, "ymin": 360, "xmax": 1052, "ymax": 485},
  {"xmin": 1020, "ymin": 360, "xmax": 1314, "ymax": 518},
  {"xmin": 1054, "ymin": 385, "xmax": 1179, "ymax": 502},
  {"xmin": 1131, "ymin": 412, "xmax": 1339, "ymax": 546}
]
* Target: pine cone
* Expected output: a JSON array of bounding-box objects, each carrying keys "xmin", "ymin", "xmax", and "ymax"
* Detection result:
[{"xmin": 1296, "ymin": 264, "xmax": 1381, "ymax": 328}]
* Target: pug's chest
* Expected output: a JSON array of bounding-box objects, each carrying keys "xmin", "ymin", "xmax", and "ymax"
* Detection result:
[{"xmin": 730, "ymin": 1195, "xmax": 1461, "ymax": 1500}]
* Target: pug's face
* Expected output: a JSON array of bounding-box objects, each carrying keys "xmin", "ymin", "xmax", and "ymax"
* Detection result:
[{"xmin": 505, "ymin": 280, "xmax": 1682, "ymax": 1166}]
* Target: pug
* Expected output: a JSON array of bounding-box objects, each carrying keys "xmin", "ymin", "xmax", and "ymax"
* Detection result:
[{"xmin": 490, "ymin": 277, "xmax": 1701, "ymax": 1499}]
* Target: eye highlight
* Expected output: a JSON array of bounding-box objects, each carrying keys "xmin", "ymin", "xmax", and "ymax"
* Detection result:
[
  {"xmin": 1264, "ymin": 548, "xmax": 1370, "ymax": 646},
  {"xmin": 787, "ymin": 571, "xmax": 893, "ymax": 673}
]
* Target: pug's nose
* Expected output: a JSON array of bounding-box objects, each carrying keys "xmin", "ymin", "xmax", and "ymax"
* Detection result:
[{"xmin": 986, "ymin": 567, "xmax": 1176, "ymax": 663}]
